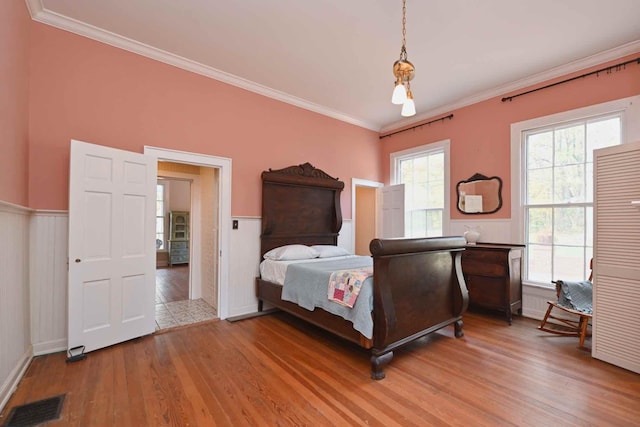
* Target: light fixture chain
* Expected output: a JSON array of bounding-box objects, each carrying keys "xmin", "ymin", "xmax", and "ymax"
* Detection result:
[
  {"xmin": 400, "ymin": 0, "xmax": 407, "ymax": 60},
  {"xmin": 402, "ymin": 0, "xmax": 406, "ymax": 49}
]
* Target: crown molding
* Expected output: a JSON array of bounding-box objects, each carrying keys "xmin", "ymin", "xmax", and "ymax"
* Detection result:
[
  {"xmin": 381, "ymin": 39, "xmax": 640, "ymax": 134},
  {"xmin": 26, "ymin": 1, "xmax": 380, "ymax": 132},
  {"xmin": 25, "ymin": 1, "xmax": 640, "ymax": 135}
]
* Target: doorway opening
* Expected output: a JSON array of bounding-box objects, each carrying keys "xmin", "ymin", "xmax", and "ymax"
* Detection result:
[
  {"xmin": 154, "ymin": 170, "xmax": 218, "ymax": 330},
  {"xmin": 145, "ymin": 146, "xmax": 232, "ymax": 323},
  {"xmin": 352, "ymin": 178, "xmax": 383, "ymax": 255},
  {"xmin": 151, "ymin": 158, "xmax": 225, "ymax": 329}
]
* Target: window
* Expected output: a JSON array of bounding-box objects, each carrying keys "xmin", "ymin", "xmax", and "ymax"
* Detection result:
[
  {"xmin": 523, "ymin": 115, "xmax": 620, "ymax": 283},
  {"xmin": 512, "ymin": 96, "xmax": 640, "ymax": 287},
  {"xmin": 156, "ymin": 183, "xmax": 167, "ymax": 250},
  {"xmin": 391, "ymin": 140, "xmax": 450, "ymax": 237}
]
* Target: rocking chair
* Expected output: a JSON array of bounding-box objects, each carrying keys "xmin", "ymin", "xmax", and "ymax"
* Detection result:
[{"xmin": 538, "ymin": 259, "xmax": 593, "ymax": 349}]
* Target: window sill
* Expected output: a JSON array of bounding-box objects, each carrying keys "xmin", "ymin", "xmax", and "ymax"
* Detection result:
[{"xmin": 523, "ymin": 281, "xmax": 555, "ymax": 291}]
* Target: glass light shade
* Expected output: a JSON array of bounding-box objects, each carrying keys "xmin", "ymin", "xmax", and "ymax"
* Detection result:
[
  {"xmin": 401, "ymin": 96, "xmax": 416, "ymax": 117},
  {"xmin": 391, "ymin": 82, "xmax": 407, "ymax": 105}
]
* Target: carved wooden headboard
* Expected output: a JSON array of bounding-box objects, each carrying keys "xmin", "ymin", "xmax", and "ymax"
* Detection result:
[{"xmin": 260, "ymin": 163, "xmax": 344, "ymax": 258}]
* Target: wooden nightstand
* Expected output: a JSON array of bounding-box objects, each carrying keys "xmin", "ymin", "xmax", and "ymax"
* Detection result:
[{"xmin": 461, "ymin": 243, "xmax": 525, "ymax": 324}]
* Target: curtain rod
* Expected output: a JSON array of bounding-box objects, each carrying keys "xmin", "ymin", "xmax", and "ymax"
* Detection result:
[
  {"xmin": 502, "ymin": 57, "xmax": 640, "ymax": 103},
  {"xmin": 379, "ymin": 114, "xmax": 454, "ymax": 139}
]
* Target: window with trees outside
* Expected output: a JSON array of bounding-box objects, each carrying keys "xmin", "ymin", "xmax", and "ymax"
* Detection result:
[
  {"xmin": 156, "ymin": 183, "xmax": 166, "ymax": 250},
  {"xmin": 523, "ymin": 113, "xmax": 621, "ymax": 284},
  {"xmin": 391, "ymin": 140, "xmax": 450, "ymax": 237}
]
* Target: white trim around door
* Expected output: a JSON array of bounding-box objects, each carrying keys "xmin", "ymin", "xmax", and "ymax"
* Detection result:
[
  {"xmin": 144, "ymin": 146, "xmax": 232, "ymax": 320},
  {"xmin": 351, "ymin": 178, "xmax": 384, "ymax": 253}
]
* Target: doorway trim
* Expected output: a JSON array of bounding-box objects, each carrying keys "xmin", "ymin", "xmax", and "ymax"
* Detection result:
[
  {"xmin": 144, "ymin": 146, "xmax": 231, "ymax": 320},
  {"xmin": 158, "ymin": 173, "xmax": 200, "ymax": 299},
  {"xmin": 351, "ymin": 178, "xmax": 384, "ymax": 252}
]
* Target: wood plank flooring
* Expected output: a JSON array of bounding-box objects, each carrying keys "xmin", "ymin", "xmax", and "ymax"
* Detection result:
[
  {"xmin": 156, "ymin": 265, "xmax": 189, "ymax": 303},
  {"xmin": 2, "ymin": 311, "xmax": 639, "ymax": 426}
]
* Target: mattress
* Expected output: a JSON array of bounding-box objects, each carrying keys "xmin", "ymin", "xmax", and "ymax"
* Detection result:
[{"xmin": 260, "ymin": 255, "xmax": 374, "ymax": 338}]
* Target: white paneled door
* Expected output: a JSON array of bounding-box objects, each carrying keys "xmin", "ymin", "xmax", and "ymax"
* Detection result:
[
  {"xmin": 68, "ymin": 140, "xmax": 157, "ymax": 355},
  {"xmin": 379, "ymin": 184, "xmax": 405, "ymax": 238}
]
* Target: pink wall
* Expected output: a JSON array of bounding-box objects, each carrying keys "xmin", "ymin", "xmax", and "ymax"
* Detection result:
[
  {"xmin": 380, "ymin": 53, "xmax": 640, "ymax": 219},
  {"xmin": 27, "ymin": 22, "xmax": 380, "ymax": 217},
  {"xmin": 16, "ymin": 13, "xmax": 640, "ymax": 222},
  {"xmin": 0, "ymin": 1, "xmax": 31, "ymax": 206}
]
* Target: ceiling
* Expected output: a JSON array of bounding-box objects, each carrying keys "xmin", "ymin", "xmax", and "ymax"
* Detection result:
[{"xmin": 27, "ymin": 0, "xmax": 640, "ymax": 132}]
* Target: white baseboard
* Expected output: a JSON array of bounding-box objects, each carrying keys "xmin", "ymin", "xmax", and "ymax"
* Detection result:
[
  {"xmin": 33, "ymin": 339, "xmax": 67, "ymax": 357},
  {"xmin": 0, "ymin": 347, "xmax": 33, "ymax": 414},
  {"xmin": 228, "ymin": 303, "xmax": 260, "ymax": 319}
]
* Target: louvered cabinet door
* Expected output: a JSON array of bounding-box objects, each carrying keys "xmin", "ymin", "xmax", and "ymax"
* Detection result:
[{"xmin": 593, "ymin": 140, "xmax": 640, "ymax": 374}]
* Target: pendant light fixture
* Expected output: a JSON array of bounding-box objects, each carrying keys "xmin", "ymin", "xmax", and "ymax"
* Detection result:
[{"xmin": 391, "ymin": 0, "xmax": 416, "ymax": 117}]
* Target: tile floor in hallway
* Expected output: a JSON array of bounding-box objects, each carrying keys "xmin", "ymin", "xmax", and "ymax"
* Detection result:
[{"xmin": 155, "ymin": 298, "xmax": 217, "ymax": 330}]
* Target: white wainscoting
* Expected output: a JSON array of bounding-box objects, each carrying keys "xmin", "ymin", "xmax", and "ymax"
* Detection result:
[
  {"xmin": 338, "ymin": 220, "xmax": 353, "ymax": 253},
  {"xmin": 27, "ymin": 213, "xmax": 343, "ymax": 350},
  {"xmin": 29, "ymin": 211, "xmax": 69, "ymax": 355},
  {"xmin": 0, "ymin": 202, "xmax": 32, "ymax": 412},
  {"xmin": 450, "ymin": 218, "xmax": 515, "ymax": 244},
  {"xmin": 229, "ymin": 217, "xmax": 262, "ymax": 317},
  {"xmin": 522, "ymin": 284, "xmax": 557, "ymax": 320},
  {"xmin": 27, "ymin": 213, "xmax": 270, "ymax": 353}
]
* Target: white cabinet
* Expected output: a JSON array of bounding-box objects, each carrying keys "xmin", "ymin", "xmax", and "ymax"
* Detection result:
[{"xmin": 593, "ymin": 140, "xmax": 640, "ymax": 374}]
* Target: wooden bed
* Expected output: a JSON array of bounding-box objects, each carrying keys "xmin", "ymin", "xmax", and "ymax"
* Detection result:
[{"xmin": 256, "ymin": 162, "xmax": 469, "ymax": 379}]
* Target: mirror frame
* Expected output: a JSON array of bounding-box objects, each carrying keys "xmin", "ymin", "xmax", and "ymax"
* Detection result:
[{"xmin": 456, "ymin": 173, "xmax": 503, "ymax": 215}]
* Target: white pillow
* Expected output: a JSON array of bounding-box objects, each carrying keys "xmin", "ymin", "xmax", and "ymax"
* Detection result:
[
  {"xmin": 263, "ymin": 244, "xmax": 319, "ymax": 261},
  {"xmin": 311, "ymin": 245, "xmax": 351, "ymax": 258}
]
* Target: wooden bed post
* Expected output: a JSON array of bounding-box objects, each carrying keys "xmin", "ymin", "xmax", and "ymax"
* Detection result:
[
  {"xmin": 370, "ymin": 352, "xmax": 394, "ymax": 380},
  {"xmin": 453, "ymin": 250, "xmax": 469, "ymax": 338}
]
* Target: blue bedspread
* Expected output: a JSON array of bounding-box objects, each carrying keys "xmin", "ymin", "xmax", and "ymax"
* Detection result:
[{"xmin": 281, "ymin": 256, "xmax": 374, "ymax": 339}]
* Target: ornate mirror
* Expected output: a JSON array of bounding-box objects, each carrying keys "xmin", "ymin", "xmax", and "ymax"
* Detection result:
[{"xmin": 456, "ymin": 173, "xmax": 503, "ymax": 214}]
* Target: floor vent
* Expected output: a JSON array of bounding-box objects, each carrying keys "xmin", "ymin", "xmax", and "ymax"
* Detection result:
[{"xmin": 3, "ymin": 394, "xmax": 65, "ymax": 427}]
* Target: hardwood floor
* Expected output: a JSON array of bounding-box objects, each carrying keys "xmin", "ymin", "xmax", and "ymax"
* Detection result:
[
  {"xmin": 156, "ymin": 265, "xmax": 190, "ymax": 303},
  {"xmin": 2, "ymin": 311, "xmax": 639, "ymax": 426}
]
